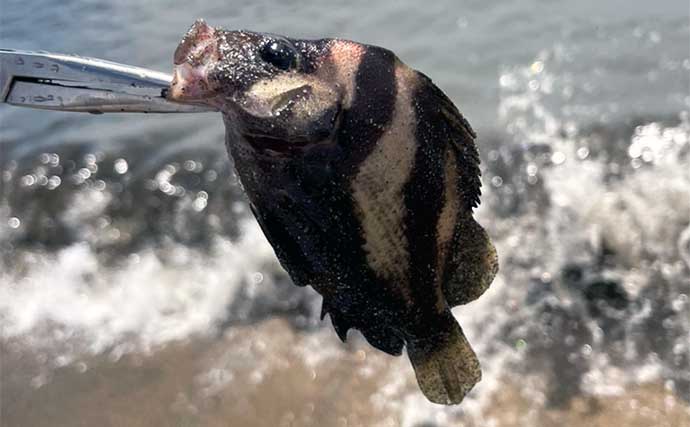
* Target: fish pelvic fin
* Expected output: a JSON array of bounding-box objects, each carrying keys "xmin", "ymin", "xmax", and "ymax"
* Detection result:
[
  {"xmin": 327, "ymin": 310, "xmax": 351, "ymax": 342},
  {"xmin": 406, "ymin": 320, "xmax": 481, "ymax": 405}
]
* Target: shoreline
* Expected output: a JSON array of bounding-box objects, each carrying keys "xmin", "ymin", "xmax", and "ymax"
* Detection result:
[{"xmin": 3, "ymin": 318, "xmax": 688, "ymax": 427}]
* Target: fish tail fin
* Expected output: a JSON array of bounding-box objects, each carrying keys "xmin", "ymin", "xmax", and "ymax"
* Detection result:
[{"xmin": 406, "ymin": 320, "xmax": 481, "ymax": 405}]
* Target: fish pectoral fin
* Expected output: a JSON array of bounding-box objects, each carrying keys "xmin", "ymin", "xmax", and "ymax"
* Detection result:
[
  {"xmin": 249, "ymin": 201, "xmax": 312, "ymax": 287},
  {"xmin": 406, "ymin": 320, "xmax": 481, "ymax": 405}
]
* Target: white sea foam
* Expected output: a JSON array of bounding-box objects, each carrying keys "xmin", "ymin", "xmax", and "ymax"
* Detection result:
[{"xmin": 0, "ymin": 218, "xmax": 279, "ymax": 360}]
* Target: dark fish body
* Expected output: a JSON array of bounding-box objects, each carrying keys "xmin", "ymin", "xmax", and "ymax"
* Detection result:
[{"xmin": 169, "ymin": 20, "xmax": 498, "ymax": 404}]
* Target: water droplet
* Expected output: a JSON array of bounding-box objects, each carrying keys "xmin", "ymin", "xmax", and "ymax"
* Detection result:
[
  {"xmin": 94, "ymin": 180, "xmax": 106, "ymax": 191},
  {"xmin": 662, "ymin": 317, "xmax": 674, "ymax": 329},
  {"xmin": 530, "ymin": 60, "xmax": 544, "ymax": 74},
  {"xmin": 491, "ymin": 175, "xmax": 503, "ymax": 187},
  {"xmin": 552, "ymin": 151, "xmax": 566, "ymax": 165},
  {"xmin": 231, "ymin": 202, "xmax": 245, "ymax": 214},
  {"xmin": 114, "ymin": 158, "xmax": 128, "ymax": 174},
  {"xmin": 183, "ymin": 160, "xmax": 197, "ymax": 171},
  {"xmin": 582, "ymin": 344, "xmax": 592, "ymax": 357},
  {"xmin": 21, "ymin": 174, "xmax": 36, "ymax": 186},
  {"xmin": 641, "ymin": 149, "xmax": 654, "ymax": 163},
  {"xmin": 8, "ymin": 217, "xmax": 20, "ymax": 228},
  {"xmin": 499, "ymin": 73, "xmax": 517, "ymax": 89},
  {"xmin": 648, "ymin": 31, "xmax": 661, "ymax": 44},
  {"xmin": 249, "ymin": 371, "xmax": 264, "ymax": 384},
  {"xmin": 109, "ymin": 228, "xmax": 121, "ymax": 240},
  {"xmin": 47, "ymin": 175, "xmax": 61, "ymax": 190},
  {"xmin": 78, "ymin": 168, "xmax": 91, "ymax": 180},
  {"xmin": 193, "ymin": 197, "xmax": 208, "ymax": 212},
  {"xmin": 55, "ymin": 355, "xmax": 69, "ymax": 367},
  {"xmin": 159, "ymin": 181, "xmax": 174, "ymax": 194},
  {"xmin": 671, "ymin": 294, "xmax": 687, "ymax": 312},
  {"xmin": 30, "ymin": 375, "xmax": 47, "ymax": 389}
]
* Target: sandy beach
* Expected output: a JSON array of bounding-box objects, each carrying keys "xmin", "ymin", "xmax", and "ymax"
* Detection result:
[{"xmin": 3, "ymin": 319, "xmax": 688, "ymax": 427}]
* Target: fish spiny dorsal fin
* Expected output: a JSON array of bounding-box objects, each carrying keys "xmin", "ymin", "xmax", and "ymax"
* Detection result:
[
  {"xmin": 416, "ymin": 72, "xmax": 482, "ymax": 211},
  {"xmin": 413, "ymin": 72, "xmax": 497, "ymax": 308}
]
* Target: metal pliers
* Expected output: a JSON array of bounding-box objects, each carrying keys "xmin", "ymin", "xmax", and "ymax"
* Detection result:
[{"xmin": 0, "ymin": 48, "xmax": 216, "ymax": 114}]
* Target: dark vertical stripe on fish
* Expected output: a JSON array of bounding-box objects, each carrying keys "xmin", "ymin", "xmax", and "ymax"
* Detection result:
[
  {"xmin": 403, "ymin": 81, "xmax": 448, "ymax": 330},
  {"xmin": 337, "ymin": 46, "xmax": 397, "ymax": 172}
]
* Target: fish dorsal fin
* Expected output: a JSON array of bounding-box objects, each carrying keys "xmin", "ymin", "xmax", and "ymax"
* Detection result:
[
  {"xmin": 416, "ymin": 72, "xmax": 482, "ymax": 211},
  {"xmin": 413, "ymin": 73, "xmax": 497, "ymax": 307}
]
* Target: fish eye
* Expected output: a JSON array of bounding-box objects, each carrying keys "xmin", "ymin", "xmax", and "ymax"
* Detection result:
[{"xmin": 259, "ymin": 39, "xmax": 299, "ymax": 71}]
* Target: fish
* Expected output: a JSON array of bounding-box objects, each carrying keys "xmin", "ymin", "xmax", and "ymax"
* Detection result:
[{"xmin": 168, "ymin": 19, "xmax": 498, "ymax": 405}]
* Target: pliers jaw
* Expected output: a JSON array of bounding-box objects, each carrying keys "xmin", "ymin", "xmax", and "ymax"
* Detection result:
[{"xmin": 0, "ymin": 49, "xmax": 217, "ymax": 114}]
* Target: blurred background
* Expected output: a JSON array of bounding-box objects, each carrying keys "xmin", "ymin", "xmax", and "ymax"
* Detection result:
[{"xmin": 1, "ymin": 1, "xmax": 689, "ymax": 426}]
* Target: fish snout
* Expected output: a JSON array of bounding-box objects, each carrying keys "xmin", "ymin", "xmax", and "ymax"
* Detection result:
[{"xmin": 169, "ymin": 19, "xmax": 220, "ymax": 102}]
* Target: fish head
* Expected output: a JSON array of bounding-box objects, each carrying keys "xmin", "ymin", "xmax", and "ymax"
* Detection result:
[{"xmin": 169, "ymin": 20, "xmax": 343, "ymax": 150}]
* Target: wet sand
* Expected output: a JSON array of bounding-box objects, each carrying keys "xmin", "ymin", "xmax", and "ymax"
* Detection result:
[{"xmin": 2, "ymin": 319, "xmax": 689, "ymax": 427}]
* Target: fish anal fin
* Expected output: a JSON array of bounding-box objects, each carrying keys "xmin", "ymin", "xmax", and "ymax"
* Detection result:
[{"xmin": 361, "ymin": 326, "xmax": 404, "ymax": 356}]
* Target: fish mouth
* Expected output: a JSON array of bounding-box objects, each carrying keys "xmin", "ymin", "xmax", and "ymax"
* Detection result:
[
  {"xmin": 242, "ymin": 133, "xmax": 316, "ymax": 155},
  {"xmin": 168, "ymin": 19, "xmax": 221, "ymax": 103}
]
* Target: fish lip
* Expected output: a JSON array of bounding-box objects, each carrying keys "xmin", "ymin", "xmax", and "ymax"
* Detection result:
[{"xmin": 168, "ymin": 63, "xmax": 212, "ymax": 100}]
